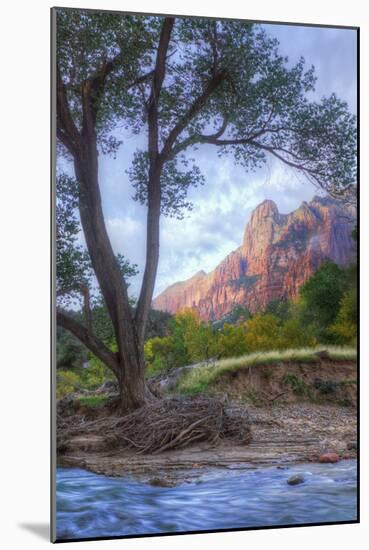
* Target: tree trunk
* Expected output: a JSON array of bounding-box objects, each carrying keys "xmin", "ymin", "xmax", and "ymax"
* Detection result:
[
  {"xmin": 73, "ymin": 146, "xmax": 147, "ymax": 412},
  {"xmin": 117, "ymin": 353, "xmax": 146, "ymax": 413},
  {"xmin": 55, "ymin": 24, "xmax": 175, "ymax": 413}
]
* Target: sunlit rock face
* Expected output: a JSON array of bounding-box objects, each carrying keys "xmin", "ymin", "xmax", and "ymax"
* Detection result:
[{"xmin": 153, "ymin": 196, "xmax": 356, "ymax": 320}]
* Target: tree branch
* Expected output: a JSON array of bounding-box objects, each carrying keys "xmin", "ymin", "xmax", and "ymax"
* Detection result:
[
  {"xmin": 57, "ymin": 309, "xmax": 119, "ymax": 376},
  {"xmin": 81, "ymin": 55, "xmax": 121, "ymax": 135},
  {"xmin": 56, "ymin": 64, "xmax": 81, "ymax": 155},
  {"xmin": 135, "ymin": 17, "xmax": 175, "ymax": 343},
  {"xmin": 195, "ymin": 134, "xmax": 327, "ymax": 184},
  {"xmin": 56, "ymin": 281, "xmax": 93, "ymax": 332},
  {"xmin": 160, "ymin": 69, "xmax": 228, "ymax": 160},
  {"xmin": 147, "ymin": 17, "xmax": 175, "ymax": 160}
]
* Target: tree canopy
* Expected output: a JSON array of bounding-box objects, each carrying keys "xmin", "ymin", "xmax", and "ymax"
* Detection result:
[{"xmin": 56, "ymin": 10, "xmax": 356, "ymax": 210}]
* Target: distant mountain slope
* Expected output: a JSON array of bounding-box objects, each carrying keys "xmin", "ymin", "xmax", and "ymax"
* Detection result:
[{"xmin": 153, "ymin": 196, "xmax": 356, "ymax": 320}]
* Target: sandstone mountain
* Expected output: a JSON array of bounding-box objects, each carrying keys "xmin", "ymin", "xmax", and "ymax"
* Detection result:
[{"xmin": 153, "ymin": 196, "xmax": 356, "ymax": 321}]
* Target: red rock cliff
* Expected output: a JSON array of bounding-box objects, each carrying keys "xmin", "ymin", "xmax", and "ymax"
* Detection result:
[{"xmin": 153, "ymin": 196, "xmax": 356, "ymax": 320}]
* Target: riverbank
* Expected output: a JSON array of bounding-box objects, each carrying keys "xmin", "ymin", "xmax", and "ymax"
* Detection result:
[
  {"xmin": 57, "ymin": 354, "xmax": 357, "ymax": 485},
  {"xmin": 58, "ymin": 403, "xmax": 357, "ymax": 485}
]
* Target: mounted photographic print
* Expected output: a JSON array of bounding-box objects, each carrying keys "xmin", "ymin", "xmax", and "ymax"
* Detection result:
[{"xmin": 51, "ymin": 7, "xmax": 359, "ymax": 543}]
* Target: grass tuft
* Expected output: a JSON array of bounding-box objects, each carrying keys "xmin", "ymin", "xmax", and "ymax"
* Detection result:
[{"xmin": 77, "ymin": 395, "xmax": 110, "ymax": 408}]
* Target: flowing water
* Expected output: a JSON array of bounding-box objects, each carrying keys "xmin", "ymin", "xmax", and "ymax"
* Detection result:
[{"xmin": 56, "ymin": 460, "xmax": 357, "ymax": 540}]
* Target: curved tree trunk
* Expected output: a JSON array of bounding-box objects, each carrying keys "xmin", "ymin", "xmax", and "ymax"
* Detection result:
[
  {"xmin": 74, "ymin": 148, "xmax": 147, "ymax": 411},
  {"xmin": 55, "ymin": 18, "xmax": 175, "ymax": 413}
]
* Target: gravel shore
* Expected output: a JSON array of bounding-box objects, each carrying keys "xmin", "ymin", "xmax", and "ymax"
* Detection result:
[{"xmin": 58, "ymin": 403, "xmax": 357, "ymax": 484}]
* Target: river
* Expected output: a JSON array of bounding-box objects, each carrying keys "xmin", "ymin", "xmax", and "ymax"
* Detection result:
[{"xmin": 56, "ymin": 460, "xmax": 357, "ymax": 540}]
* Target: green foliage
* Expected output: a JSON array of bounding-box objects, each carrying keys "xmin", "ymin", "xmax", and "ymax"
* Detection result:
[
  {"xmin": 282, "ymin": 374, "xmax": 310, "ymax": 397},
  {"xmin": 299, "ymin": 260, "xmax": 348, "ymax": 342},
  {"xmin": 213, "ymin": 305, "xmax": 251, "ymax": 329},
  {"xmin": 144, "ymin": 336, "xmax": 176, "ymax": 376},
  {"xmin": 56, "ymin": 370, "xmax": 80, "ymax": 398},
  {"xmin": 56, "ymin": 325, "xmax": 88, "ymax": 369},
  {"xmin": 56, "ymin": 173, "xmax": 91, "ymax": 306},
  {"xmin": 245, "ymin": 313, "xmax": 281, "ymax": 351},
  {"xmin": 168, "ymin": 309, "xmax": 202, "ymax": 367},
  {"xmin": 279, "ymin": 318, "xmax": 317, "ymax": 349},
  {"xmin": 57, "ymin": 9, "xmax": 356, "ymax": 213},
  {"xmin": 313, "ymin": 378, "xmax": 338, "ymax": 395},
  {"xmin": 184, "ymin": 322, "xmax": 217, "ymax": 363},
  {"xmin": 330, "ymin": 288, "xmax": 357, "ymax": 343},
  {"xmin": 265, "ymin": 299, "xmax": 291, "ymax": 324},
  {"xmin": 243, "ymin": 309, "xmax": 315, "ymax": 352},
  {"xmin": 130, "ymin": 152, "xmax": 205, "ymax": 219},
  {"xmin": 56, "ymin": 353, "xmax": 116, "ymax": 399},
  {"xmin": 56, "ymin": 9, "xmax": 159, "ymax": 145},
  {"xmin": 145, "ymin": 309, "xmax": 219, "ymax": 373},
  {"xmin": 216, "ymin": 323, "xmax": 248, "ymax": 358},
  {"xmin": 79, "ymin": 356, "xmax": 116, "ymax": 390}
]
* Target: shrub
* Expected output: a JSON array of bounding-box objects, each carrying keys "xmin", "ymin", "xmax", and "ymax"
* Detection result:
[
  {"xmin": 79, "ymin": 355, "xmax": 115, "ymax": 390},
  {"xmin": 245, "ymin": 314, "xmax": 281, "ymax": 351},
  {"xmin": 56, "ymin": 370, "xmax": 80, "ymax": 398},
  {"xmin": 216, "ymin": 323, "xmax": 248, "ymax": 358},
  {"xmin": 144, "ymin": 336, "xmax": 176, "ymax": 375},
  {"xmin": 330, "ymin": 288, "xmax": 357, "ymax": 344},
  {"xmin": 299, "ymin": 260, "xmax": 347, "ymax": 342},
  {"xmin": 279, "ymin": 318, "xmax": 317, "ymax": 349}
]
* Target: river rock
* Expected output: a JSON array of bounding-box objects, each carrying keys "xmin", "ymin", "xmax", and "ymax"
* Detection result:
[
  {"xmin": 347, "ymin": 441, "xmax": 357, "ymax": 451},
  {"xmin": 318, "ymin": 453, "xmax": 340, "ymax": 463},
  {"xmin": 148, "ymin": 477, "xmax": 176, "ymax": 488},
  {"xmin": 98, "ymin": 380, "xmax": 119, "ymax": 394},
  {"xmin": 287, "ymin": 474, "xmax": 305, "ymax": 486}
]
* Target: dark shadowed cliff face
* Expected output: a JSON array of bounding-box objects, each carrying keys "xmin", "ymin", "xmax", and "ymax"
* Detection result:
[{"xmin": 153, "ymin": 196, "xmax": 356, "ymax": 320}]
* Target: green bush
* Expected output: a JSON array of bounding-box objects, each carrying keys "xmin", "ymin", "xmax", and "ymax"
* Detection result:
[
  {"xmin": 79, "ymin": 355, "xmax": 115, "ymax": 390},
  {"xmin": 56, "ymin": 370, "xmax": 80, "ymax": 398},
  {"xmin": 245, "ymin": 314, "xmax": 281, "ymax": 351},
  {"xmin": 216, "ymin": 323, "xmax": 248, "ymax": 358},
  {"xmin": 330, "ymin": 288, "xmax": 357, "ymax": 344}
]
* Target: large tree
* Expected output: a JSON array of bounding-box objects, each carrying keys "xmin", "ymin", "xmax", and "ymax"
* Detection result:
[{"xmin": 54, "ymin": 9, "xmax": 356, "ymax": 411}]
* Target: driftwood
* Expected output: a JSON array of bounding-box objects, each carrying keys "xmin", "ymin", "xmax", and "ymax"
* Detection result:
[{"xmin": 57, "ymin": 396, "xmax": 252, "ymax": 455}]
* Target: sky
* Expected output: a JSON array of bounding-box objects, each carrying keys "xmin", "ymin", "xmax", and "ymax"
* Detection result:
[{"xmin": 61, "ymin": 21, "xmax": 357, "ymax": 300}]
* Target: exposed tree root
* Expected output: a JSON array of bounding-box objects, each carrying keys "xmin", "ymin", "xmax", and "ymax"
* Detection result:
[{"xmin": 57, "ymin": 396, "xmax": 252, "ymax": 455}]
